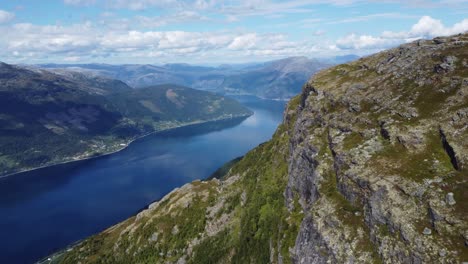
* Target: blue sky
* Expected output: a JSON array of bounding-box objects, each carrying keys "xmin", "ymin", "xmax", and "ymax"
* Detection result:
[{"xmin": 0, "ymin": 0, "xmax": 467, "ymax": 64}]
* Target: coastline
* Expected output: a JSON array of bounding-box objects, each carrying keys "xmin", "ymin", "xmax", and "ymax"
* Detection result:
[{"xmin": 0, "ymin": 113, "xmax": 252, "ymax": 180}]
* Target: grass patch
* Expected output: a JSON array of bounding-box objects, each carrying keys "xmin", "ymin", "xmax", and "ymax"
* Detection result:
[
  {"xmin": 370, "ymin": 131, "xmax": 454, "ymax": 182},
  {"xmin": 343, "ymin": 132, "xmax": 365, "ymax": 150}
]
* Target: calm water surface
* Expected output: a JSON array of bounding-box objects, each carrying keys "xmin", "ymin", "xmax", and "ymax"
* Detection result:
[{"xmin": 0, "ymin": 96, "xmax": 286, "ymax": 264}]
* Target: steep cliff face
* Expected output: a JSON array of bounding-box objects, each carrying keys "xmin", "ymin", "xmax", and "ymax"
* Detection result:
[
  {"xmin": 52, "ymin": 34, "xmax": 467, "ymax": 264},
  {"xmin": 286, "ymin": 33, "xmax": 468, "ymax": 263}
]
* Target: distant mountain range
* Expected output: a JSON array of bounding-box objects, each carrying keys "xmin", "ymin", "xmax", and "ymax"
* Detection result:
[
  {"xmin": 38, "ymin": 56, "xmax": 345, "ymax": 99},
  {"xmin": 0, "ymin": 62, "xmax": 252, "ymax": 177}
]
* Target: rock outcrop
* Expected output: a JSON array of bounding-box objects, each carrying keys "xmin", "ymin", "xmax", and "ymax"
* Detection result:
[
  {"xmin": 51, "ymin": 33, "xmax": 468, "ymax": 264},
  {"xmin": 286, "ymin": 33, "xmax": 468, "ymax": 264}
]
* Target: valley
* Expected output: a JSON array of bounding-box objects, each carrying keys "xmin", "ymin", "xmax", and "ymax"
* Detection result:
[{"xmin": 0, "ymin": 63, "xmax": 252, "ymax": 177}]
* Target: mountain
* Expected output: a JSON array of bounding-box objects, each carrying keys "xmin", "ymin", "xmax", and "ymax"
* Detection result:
[
  {"xmin": 0, "ymin": 63, "xmax": 252, "ymax": 176},
  {"xmin": 39, "ymin": 57, "xmax": 331, "ymax": 99},
  {"xmin": 220, "ymin": 56, "xmax": 330, "ymax": 98},
  {"xmin": 51, "ymin": 34, "xmax": 468, "ymax": 263}
]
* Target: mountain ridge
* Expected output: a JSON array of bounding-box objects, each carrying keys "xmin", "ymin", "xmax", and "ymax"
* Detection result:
[{"xmin": 38, "ymin": 56, "xmax": 333, "ymax": 99}]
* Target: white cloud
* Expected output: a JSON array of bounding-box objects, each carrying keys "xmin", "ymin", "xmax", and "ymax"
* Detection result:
[
  {"xmin": 394, "ymin": 16, "xmax": 468, "ymax": 38},
  {"xmin": 228, "ymin": 34, "xmax": 257, "ymax": 50},
  {"xmin": 410, "ymin": 16, "xmax": 447, "ymax": 36},
  {"xmin": 0, "ymin": 10, "xmax": 15, "ymax": 24},
  {"xmin": 64, "ymin": 56, "xmax": 82, "ymax": 62},
  {"xmin": 0, "ymin": 21, "xmax": 295, "ymax": 62},
  {"xmin": 336, "ymin": 34, "xmax": 400, "ymax": 49},
  {"xmin": 1, "ymin": 11, "xmax": 467, "ymax": 64},
  {"xmin": 337, "ymin": 16, "xmax": 468, "ymax": 50},
  {"xmin": 6, "ymin": 23, "xmax": 98, "ymax": 55}
]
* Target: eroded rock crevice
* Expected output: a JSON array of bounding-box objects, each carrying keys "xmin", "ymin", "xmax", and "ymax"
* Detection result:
[{"xmin": 439, "ymin": 128, "xmax": 460, "ymax": 171}]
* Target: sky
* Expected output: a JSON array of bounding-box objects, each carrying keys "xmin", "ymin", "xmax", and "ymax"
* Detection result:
[{"xmin": 0, "ymin": 0, "xmax": 467, "ymax": 65}]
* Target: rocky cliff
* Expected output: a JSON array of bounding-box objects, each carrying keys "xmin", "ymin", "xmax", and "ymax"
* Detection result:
[{"xmin": 51, "ymin": 34, "xmax": 468, "ymax": 264}]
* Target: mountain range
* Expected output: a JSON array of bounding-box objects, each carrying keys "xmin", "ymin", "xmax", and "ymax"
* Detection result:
[
  {"xmin": 0, "ymin": 62, "xmax": 252, "ymax": 177},
  {"xmin": 39, "ymin": 56, "xmax": 335, "ymax": 99}
]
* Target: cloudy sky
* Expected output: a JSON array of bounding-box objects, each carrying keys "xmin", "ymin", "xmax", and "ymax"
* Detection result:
[{"xmin": 0, "ymin": 0, "xmax": 467, "ymax": 64}]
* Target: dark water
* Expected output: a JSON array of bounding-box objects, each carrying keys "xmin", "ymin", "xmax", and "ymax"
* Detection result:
[{"xmin": 0, "ymin": 96, "xmax": 286, "ymax": 264}]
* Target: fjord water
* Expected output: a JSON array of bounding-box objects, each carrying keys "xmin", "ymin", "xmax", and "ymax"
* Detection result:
[{"xmin": 0, "ymin": 96, "xmax": 286, "ymax": 264}]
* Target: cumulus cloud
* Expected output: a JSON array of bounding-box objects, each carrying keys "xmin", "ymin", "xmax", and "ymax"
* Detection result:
[
  {"xmin": 409, "ymin": 16, "xmax": 468, "ymax": 37},
  {"xmin": 337, "ymin": 16, "xmax": 468, "ymax": 50},
  {"xmin": 228, "ymin": 34, "xmax": 257, "ymax": 50},
  {"xmin": 1, "ymin": 11, "xmax": 467, "ymax": 63},
  {"xmin": 336, "ymin": 34, "xmax": 398, "ymax": 50},
  {"xmin": 6, "ymin": 23, "xmax": 98, "ymax": 55},
  {"xmin": 0, "ymin": 20, "xmax": 295, "ymax": 62},
  {"xmin": 0, "ymin": 10, "xmax": 15, "ymax": 24}
]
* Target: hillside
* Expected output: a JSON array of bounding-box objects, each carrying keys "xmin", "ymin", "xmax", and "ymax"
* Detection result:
[
  {"xmin": 39, "ymin": 57, "xmax": 331, "ymax": 99},
  {"xmin": 49, "ymin": 34, "xmax": 467, "ymax": 263},
  {"xmin": 0, "ymin": 64, "xmax": 252, "ymax": 176}
]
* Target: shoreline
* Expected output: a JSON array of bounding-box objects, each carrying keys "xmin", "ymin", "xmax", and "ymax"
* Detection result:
[
  {"xmin": 0, "ymin": 113, "xmax": 252, "ymax": 180},
  {"xmin": 36, "ymin": 153, "xmax": 247, "ymax": 264}
]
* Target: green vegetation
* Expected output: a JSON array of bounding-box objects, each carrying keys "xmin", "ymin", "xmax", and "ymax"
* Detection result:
[
  {"xmin": 189, "ymin": 229, "xmax": 232, "ymax": 264},
  {"xmin": 59, "ymin": 181, "xmax": 219, "ymax": 264},
  {"xmin": 228, "ymin": 124, "xmax": 291, "ymax": 263}
]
